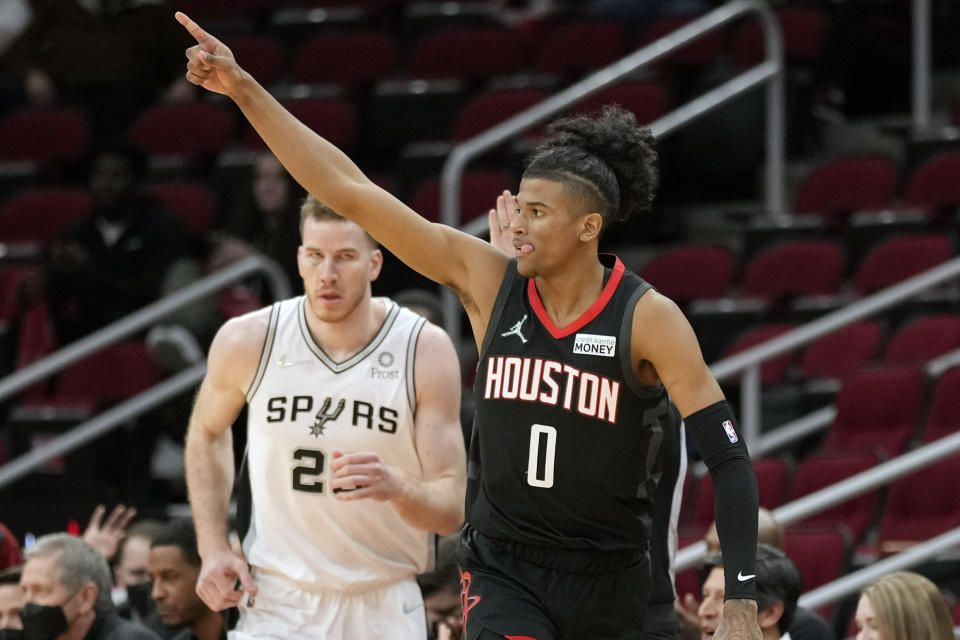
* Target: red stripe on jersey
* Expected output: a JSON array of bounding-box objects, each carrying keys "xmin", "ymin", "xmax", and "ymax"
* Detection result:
[
  {"xmin": 505, "ymin": 636, "xmax": 540, "ymax": 640},
  {"xmin": 527, "ymin": 255, "xmax": 625, "ymax": 339}
]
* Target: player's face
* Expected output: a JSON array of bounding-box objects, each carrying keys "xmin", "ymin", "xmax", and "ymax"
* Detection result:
[
  {"xmin": 509, "ymin": 178, "xmax": 594, "ymax": 278},
  {"xmin": 115, "ymin": 535, "xmax": 151, "ymax": 587},
  {"xmin": 0, "ymin": 584, "xmax": 26, "ymax": 630},
  {"xmin": 697, "ymin": 567, "xmax": 725, "ymax": 640},
  {"xmin": 854, "ymin": 594, "xmax": 883, "ymax": 640},
  {"xmin": 298, "ymin": 218, "xmax": 382, "ymax": 324},
  {"xmin": 148, "ymin": 546, "xmax": 207, "ymax": 627}
]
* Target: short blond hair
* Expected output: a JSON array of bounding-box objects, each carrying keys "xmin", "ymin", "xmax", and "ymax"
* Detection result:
[
  {"xmin": 299, "ymin": 195, "xmax": 377, "ymax": 249},
  {"xmin": 862, "ymin": 571, "xmax": 954, "ymax": 640}
]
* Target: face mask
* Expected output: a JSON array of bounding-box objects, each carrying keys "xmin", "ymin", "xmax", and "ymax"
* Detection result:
[
  {"xmin": 125, "ymin": 582, "xmax": 154, "ymax": 619},
  {"xmin": 19, "ymin": 603, "xmax": 68, "ymax": 640},
  {"xmin": 0, "ymin": 629, "xmax": 24, "ymax": 640}
]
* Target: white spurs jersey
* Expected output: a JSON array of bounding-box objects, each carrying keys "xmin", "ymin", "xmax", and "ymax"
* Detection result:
[{"xmin": 241, "ymin": 296, "xmax": 432, "ymax": 590}]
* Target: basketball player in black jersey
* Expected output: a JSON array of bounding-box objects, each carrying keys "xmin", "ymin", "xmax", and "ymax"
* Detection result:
[{"xmin": 176, "ymin": 14, "xmax": 762, "ymax": 640}]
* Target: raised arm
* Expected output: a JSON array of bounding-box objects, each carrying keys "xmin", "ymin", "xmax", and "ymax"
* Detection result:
[
  {"xmin": 174, "ymin": 13, "xmax": 508, "ymax": 330},
  {"xmin": 330, "ymin": 322, "xmax": 466, "ymax": 534},
  {"xmin": 631, "ymin": 292, "xmax": 761, "ymax": 640},
  {"xmin": 185, "ymin": 310, "xmax": 267, "ymax": 610}
]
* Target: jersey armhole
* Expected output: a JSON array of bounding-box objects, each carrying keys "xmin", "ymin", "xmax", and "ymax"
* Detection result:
[
  {"xmin": 477, "ymin": 257, "xmax": 519, "ymax": 359},
  {"xmin": 244, "ymin": 301, "xmax": 282, "ymax": 403},
  {"xmin": 405, "ymin": 315, "xmax": 427, "ymax": 414},
  {"xmin": 618, "ymin": 283, "xmax": 665, "ymax": 399}
]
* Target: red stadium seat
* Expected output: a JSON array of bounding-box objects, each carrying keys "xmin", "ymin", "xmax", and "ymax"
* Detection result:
[
  {"xmin": 730, "ymin": 7, "xmax": 828, "ymax": 68},
  {"xmin": 291, "ymin": 32, "xmax": 398, "ymax": 89},
  {"xmin": 0, "ymin": 188, "xmax": 91, "ymax": 246},
  {"xmin": 408, "ymin": 26, "xmax": 525, "ymax": 81},
  {"xmin": 853, "ymin": 234, "xmax": 953, "ymax": 295},
  {"xmin": 686, "ymin": 458, "xmax": 790, "ymax": 530},
  {"xmin": 409, "ymin": 171, "xmax": 512, "ymax": 224},
  {"xmin": 722, "ymin": 324, "xmax": 795, "ymax": 385},
  {"xmin": 534, "ymin": 21, "xmax": 627, "ymax": 77},
  {"xmin": 0, "ymin": 107, "xmax": 90, "ymax": 165},
  {"xmin": 794, "ymin": 156, "xmax": 897, "ymax": 224},
  {"xmin": 786, "ymin": 450, "xmax": 883, "ymax": 542},
  {"xmin": 798, "ymin": 321, "xmax": 882, "ymax": 380},
  {"xmin": 638, "ymin": 15, "xmax": 725, "ymax": 71},
  {"xmin": 568, "ymin": 82, "xmax": 671, "ymax": 126},
  {"xmin": 902, "ymin": 152, "xmax": 960, "ymax": 221},
  {"xmin": 877, "ymin": 454, "xmax": 960, "ymax": 544},
  {"xmin": 50, "ymin": 341, "xmax": 162, "ymax": 408},
  {"xmin": 226, "ymin": 34, "xmax": 286, "ymax": 87},
  {"xmin": 449, "ymin": 88, "xmax": 549, "ymax": 141},
  {"xmin": 246, "ymin": 97, "xmax": 357, "ymax": 154},
  {"xmin": 784, "ymin": 524, "xmax": 852, "ymax": 592},
  {"xmin": 128, "ymin": 103, "xmax": 235, "ymax": 159},
  {"xmin": 740, "ymin": 240, "xmax": 845, "ymax": 301},
  {"xmin": 145, "ymin": 183, "xmax": 218, "ymax": 236},
  {"xmin": 883, "ymin": 314, "xmax": 960, "ymax": 367},
  {"xmin": 821, "ymin": 367, "xmax": 925, "ymax": 457},
  {"xmin": 639, "ymin": 246, "xmax": 734, "ymax": 303},
  {"xmin": 922, "ymin": 367, "xmax": 960, "ymax": 443}
]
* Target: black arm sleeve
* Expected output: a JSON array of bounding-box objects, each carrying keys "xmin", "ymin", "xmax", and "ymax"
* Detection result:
[{"xmin": 684, "ymin": 400, "xmax": 758, "ymax": 601}]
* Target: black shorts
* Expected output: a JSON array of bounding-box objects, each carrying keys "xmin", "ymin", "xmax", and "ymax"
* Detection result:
[
  {"xmin": 456, "ymin": 525, "xmax": 651, "ymax": 640},
  {"xmin": 638, "ymin": 602, "xmax": 679, "ymax": 640}
]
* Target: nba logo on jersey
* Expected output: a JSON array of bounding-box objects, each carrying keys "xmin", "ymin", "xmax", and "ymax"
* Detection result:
[{"xmin": 722, "ymin": 420, "xmax": 738, "ymax": 443}]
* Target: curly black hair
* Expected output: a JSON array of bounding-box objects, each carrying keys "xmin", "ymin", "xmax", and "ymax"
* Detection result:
[{"xmin": 523, "ymin": 104, "xmax": 658, "ymax": 223}]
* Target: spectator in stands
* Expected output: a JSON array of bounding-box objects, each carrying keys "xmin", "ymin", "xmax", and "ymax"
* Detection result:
[
  {"xmin": 20, "ymin": 533, "xmax": 159, "ymax": 640},
  {"xmin": 148, "ymin": 518, "xmax": 225, "ymax": 640},
  {"xmin": 416, "ymin": 535, "xmax": 462, "ymax": 640},
  {"xmin": 0, "ymin": 567, "xmax": 25, "ymax": 633},
  {"xmin": 0, "ymin": 0, "xmax": 193, "ymax": 135},
  {"xmin": 45, "ymin": 144, "xmax": 191, "ymax": 344},
  {"xmin": 393, "ymin": 289, "xmax": 444, "ymax": 326},
  {"xmin": 698, "ymin": 544, "xmax": 802, "ymax": 640},
  {"xmin": 0, "ymin": 525, "xmax": 22, "ymax": 572},
  {"xmin": 113, "ymin": 520, "xmax": 165, "ymax": 624},
  {"xmin": 854, "ymin": 571, "xmax": 954, "ymax": 640},
  {"xmin": 677, "ymin": 508, "xmax": 834, "ymax": 640}
]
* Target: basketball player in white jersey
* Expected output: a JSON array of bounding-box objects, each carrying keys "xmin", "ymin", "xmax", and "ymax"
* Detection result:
[{"xmin": 183, "ymin": 195, "xmax": 466, "ymax": 640}]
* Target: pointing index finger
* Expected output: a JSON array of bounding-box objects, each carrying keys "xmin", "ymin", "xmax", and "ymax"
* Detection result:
[{"xmin": 175, "ymin": 11, "xmax": 213, "ymax": 47}]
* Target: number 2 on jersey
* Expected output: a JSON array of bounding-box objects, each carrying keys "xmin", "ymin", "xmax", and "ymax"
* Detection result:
[
  {"xmin": 292, "ymin": 448, "xmax": 325, "ymax": 493},
  {"xmin": 526, "ymin": 424, "xmax": 557, "ymax": 488}
]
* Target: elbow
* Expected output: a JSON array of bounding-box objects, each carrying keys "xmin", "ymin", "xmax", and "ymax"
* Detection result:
[{"xmin": 435, "ymin": 508, "xmax": 465, "ymax": 537}]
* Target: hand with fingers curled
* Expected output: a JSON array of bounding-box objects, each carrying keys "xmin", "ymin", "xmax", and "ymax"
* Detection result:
[
  {"xmin": 174, "ymin": 12, "xmax": 246, "ymax": 97},
  {"xmin": 196, "ymin": 537, "xmax": 258, "ymax": 612},
  {"xmin": 82, "ymin": 504, "xmax": 137, "ymax": 562},
  {"xmin": 329, "ymin": 451, "xmax": 404, "ymax": 502}
]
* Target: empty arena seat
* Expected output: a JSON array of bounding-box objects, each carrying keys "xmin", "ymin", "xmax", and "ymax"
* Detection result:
[
  {"xmin": 0, "ymin": 188, "xmax": 91, "ymax": 246},
  {"xmin": 821, "ymin": 367, "xmax": 925, "ymax": 457},
  {"xmin": 291, "ymin": 31, "xmax": 398, "ymax": 88},
  {"xmin": 639, "ymin": 246, "xmax": 734, "ymax": 303},
  {"xmin": 638, "ymin": 15, "xmax": 725, "ymax": 71},
  {"xmin": 729, "ymin": 6, "xmax": 828, "ymax": 68},
  {"xmin": 798, "ymin": 321, "xmax": 882, "ymax": 380},
  {"xmin": 883, "ymin": 314, "xmax": 960, "ymax": 367},
  {"xmin": 922, "ymin": 367, "xmax": 960, "ymax": 443},
  {"xmin": 128, "ymin": 103, "xmax": 235, "ymax": 159},
  {"xmin": 685, "ymin": 457, "xmax": 790, "ymax": 530},
  {"xmin": 533, "ymin": 21, "xmax": 627, "ymax": 77},
  {"xmin": 876, "ymin": 454, "xmax": 960, "ymax": 544},
  {"xmin": 786, "ymin": 449, "xmax": 883, "ymax": 542},
  {"xmin": 794, "ymin": 156, "xmax": 897, "ymax": 224},
  {"xmin": 407, "ymin": 26, "xmax": 525, "ymax": 81},
  {"xmin": 49, "ymin": 341, "xmax": 162, "ymax": 408},
  {"xmin": 784, "ymin": 524, "xmax": 852, "ymax": 592},
  {"xmin": 449, "ymin": 88, "xmax": 550, "ymax": 141},
  {"xmin": 852, "ymin": 234, "xmax": 953, "ymax": 295},
  {"xmin": 740, "ymin": 240, "xmax": 845, "ymax": 301},
  {"xmin": 902, "ymin": 152, "xmax": 960, "ymax": 220},
  {"xmin": 567, "ymin": 82, "xmax": 671, "ymax": 126},
  {"xmin": 722, "ymin": 324, "xmax": 795, "ymax": 385},
  {"xmin": 145, "ymin": 183, "xmax": 219, "ymax": 237},
  {"xmin": 247, "ymin": 97, "xmax": 358, "ymax": 154},
  {"xmin": 0, "ymin": 107, "xmax": 91, "ymax": 165},
  {"xmin": 408, "ymin": 171, "xmax": 512, "ymax": 224}
]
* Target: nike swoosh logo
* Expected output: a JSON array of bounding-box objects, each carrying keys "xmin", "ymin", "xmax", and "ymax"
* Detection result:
[
  {"xmin": 277, "ymin": 360, "xmax": 300, "ymax": 368},
  {"xmin": 737, "ymin": 571, "xmax": 756, "ymax": 582},
  {"xmin": 402, "ymin": 602, "xmax": 424, "ymax": 615}
]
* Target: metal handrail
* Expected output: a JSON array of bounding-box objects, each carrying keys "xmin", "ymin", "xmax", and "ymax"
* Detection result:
[
  {"xmin": 712, "ymin": 255, "xmax": 960, "ymax": 445},
  {"xmin": 675, "ymin": 428, "xmax": 960, "ymax": 571},
  {"xmin": 0, "ymin": 254, "xmax": 291, "ymax": 404},
  {"xmin": 439, "ymin": 0, "xmax": 786, "ymax": 344}
]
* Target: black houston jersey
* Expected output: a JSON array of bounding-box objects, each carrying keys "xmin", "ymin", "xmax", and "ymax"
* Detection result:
[{"xmin": 468, "ymin": 255, "xmax": 671, "ymax": 552}]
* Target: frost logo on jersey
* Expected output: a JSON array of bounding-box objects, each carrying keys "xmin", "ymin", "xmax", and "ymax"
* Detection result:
[
  {"xmin": 722, "ymin": 419, "xmax": 738, "ymax": 443},
  {"xmin": 371, "ymin": 351, "xmax": 399, "ymax": 379},
  {"xmin": 501, "ymin": 314, "xmax": 529, "ymax": 344},
  {"xmin": 310, "ymin": 397, "xmax": 345, "ymax": 437},
  {"xmin": 573, "ymin": 333, "xmax": 616, "ymax": 357}
]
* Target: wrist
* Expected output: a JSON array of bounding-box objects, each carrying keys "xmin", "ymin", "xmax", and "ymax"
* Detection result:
[{"xmin": 723, "ymin": 598, "xmax": 758, "ymax": 617}]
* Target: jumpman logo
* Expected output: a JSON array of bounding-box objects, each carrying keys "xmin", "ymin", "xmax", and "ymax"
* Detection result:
[{"xmin": 501, "ymin": 314, "xmax": 529, "ymax": 344}]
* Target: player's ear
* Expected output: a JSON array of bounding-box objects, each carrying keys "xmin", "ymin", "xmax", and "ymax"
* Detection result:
[
  {"xmin": 579, "ymin": 212, "xmax": 602, "ymax": 242},
  {"xmin": 369, "ymin": 248, "xmax": 383, "ymax": 282}
]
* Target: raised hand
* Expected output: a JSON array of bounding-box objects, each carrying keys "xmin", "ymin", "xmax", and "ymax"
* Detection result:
[
  {"xmin": 82, "ymin": 504, "xmax": 136, "ymax": 562},
  {"xmin": 195, "ymin": 536, "xmax": 257, "ymax": 611},
  {"xmin": 487, "ymin": 190, "xmax": 517, "ymax": 256},
  {"xmin": 175, "ymin": 12, "xmax": 244, "ymax": 97}
]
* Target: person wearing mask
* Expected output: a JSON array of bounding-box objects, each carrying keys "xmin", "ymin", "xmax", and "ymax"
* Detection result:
[
  {"xmin": 20, "ymin": 533, "xmax": 159, "ymax": 640},
  {"xmin": 0, "ymin": 567, "xmax": 25, "ymax": 636},
  {"xmin": 854, "ymin": 571, "xmax": 954, "ymax": 640},
  {"xmin": 113, "ymin": 521, "xmax": 165, "ymax": 624}
]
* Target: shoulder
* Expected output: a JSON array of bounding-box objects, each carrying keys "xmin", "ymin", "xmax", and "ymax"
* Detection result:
[
  {"xmin": 413, "ymin": 320, "xmax": 461, "ymax": 389},
  {"xmin": 206, "ymin": 304, "xmax": 276, "ymax": 383},
  {"xmin": 631, "ymin": 288, "xmax": 684, "ymax": 325},
  {"xmin": 97, "ymin": 613, "xmax": 161, "ymax": 640}
]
